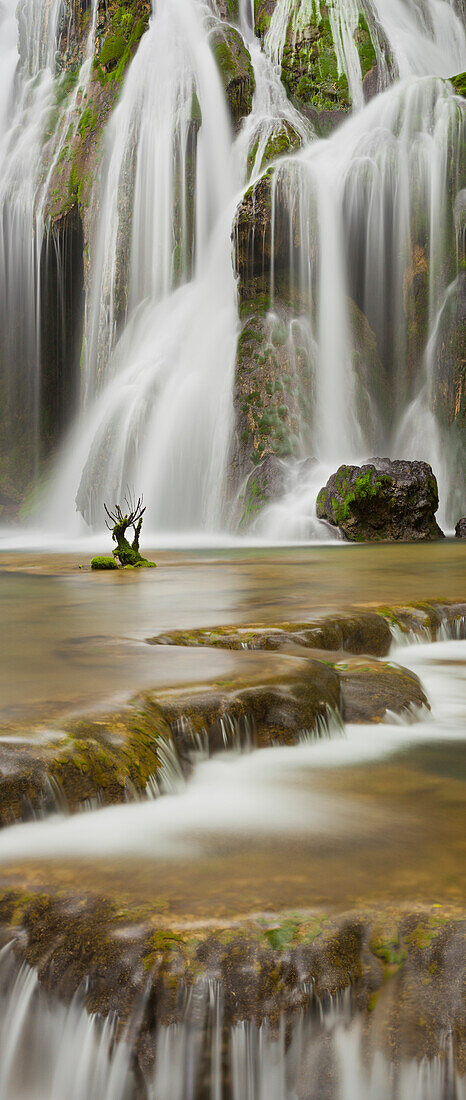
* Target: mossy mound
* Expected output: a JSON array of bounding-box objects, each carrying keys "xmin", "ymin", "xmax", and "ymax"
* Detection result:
[
  {"xmin": 90, "ymin": 555, "xmax": 119, "ymax": 570},
  {"xmin": 339, "ymin": 661, "xmax": 428, "ymax": 722}
]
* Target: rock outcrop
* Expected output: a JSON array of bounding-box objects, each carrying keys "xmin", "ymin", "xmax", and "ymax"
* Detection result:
[
  {"xmin": 456, "ymin": 517, "xmax": 466, "ymax": 537},
  {"xmin": 316, "ymin": 459, "xmax": 445, "ymax": 541},
  {"xmin": 210, "ymin": 24, "xmax": 255, "ymax": 123}
]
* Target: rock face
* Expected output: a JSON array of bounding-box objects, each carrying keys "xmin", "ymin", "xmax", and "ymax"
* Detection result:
[
  {"xmin": 239, "ymin": 454, "xmax": 288, "ymax": 529},
  {"xmin": 431, "ymin": 272, "xmax": 465, "ymax": 434},
  {"xmin": 316, "ymin": 459, "xmax": 445, "ymax": 542},
  {"xmin": 210, "ymin": 24, "xmax": 255, "ymax": 123},
  {"xmin": 456, "ymin": 517, "xmax": 466, "ymax": 538}
]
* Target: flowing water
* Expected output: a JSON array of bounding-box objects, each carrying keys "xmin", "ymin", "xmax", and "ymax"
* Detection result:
[
  {"xmin": 0, "ymin": 0, "xmax": 465, "ymax": 1092},
  {"xmin": 0, "ymin": 571, "xmax": 464, "ymax": 1094},
  {"xmin": 0, "ymin": 0, "xmax": 463, "ymax": 536},
  {"xmin": 1, "ymin": 951, "xmax": 463, "ymax": 1100}
]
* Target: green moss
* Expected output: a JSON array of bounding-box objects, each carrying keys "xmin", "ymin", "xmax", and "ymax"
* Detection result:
[
  {"xmin": 354, "ymin": 14, "xmax": 376, "ymax": 79},
  {"xmin": 99, "ymin": 32, "xmax": 126, "ymax": 69},
  {"xmin": 211, "ymin": 26, "xmax": 255, "ymax": 121},
  {"xmin": 247, "ymin": 122, "xmax": 302, "ymax": 175},
  {"xmin": 91, "ymin": 555, "xmax": 119, "ymax": 570},
  {"xmin": 94, "ymin": 10, "xmax": 150, "ymax": 86},
  {"xmin": 281, "ymin": 4, "xmax": 350, "ymax": 112},
  {"xmin": 404, "ymin": 917, "xmax": 447, "ymax": 950},
  {"xmin": 331, "ymin": 470, "xmax": 392, "ymax": 526},
  {"xmin": 78, "ymin": 106, "xmax": 98, "ymax": 141},
  {"xmin": 371, "ymin": 933, "xmax": 408, "ymax": 968},
  {"xmin": 264, "ymin": 918, "xmax": 299, "ymax": 950},
  {"xmin": 450, "ymin": 72, "xmax": 466, "ymax": 97}
]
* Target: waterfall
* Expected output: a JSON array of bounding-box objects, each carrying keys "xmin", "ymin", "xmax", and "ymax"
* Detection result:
[
  {"xmin": 0, "ymin": 0, "xmax": 97, "ymax": 497},
  {"xmin": 243, "ymin": 72, "xmax": 465, "ymax": 537},
  {"xmin": 0, "ymin": 946, "xmax": 462, "ymax": 1099},
  {"xmin": 48, "ymin": 0, "xmax": 241, "ymax": 531},
  {"xmin": 0, "ymin": 0, "xmax": 464, "ymax": 536},
  {"xmin": 0, "ymin": 944, "xmax": 135, "ymax": 1099}
]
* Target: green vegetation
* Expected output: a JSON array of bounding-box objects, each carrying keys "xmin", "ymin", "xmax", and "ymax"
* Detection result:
[
  {"xmin": 328, "ymin": 468, "xmax": 392, "ymax": 527},
  {"xmin": 210, "ymin": 25, "xmax": 255, "ymax": 121},
  {"xmin": 90, "ymin": 555, "xmax": 119, "ymax": 570},
  {"xmin": 281, "ymin": 5, "xmax": 350, "ymax": 112},
  {"xmin": 450, "ymin": 72, "xmax": 466, "ymax": 97},
  {"xmin": 94, "ymin": 7, "xmax": 149, "ymax": 85}
]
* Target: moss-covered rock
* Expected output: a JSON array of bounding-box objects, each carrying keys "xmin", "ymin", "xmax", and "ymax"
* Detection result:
[
  {"xmin": 280, "ymin": 7, "xmax": 351, "ymax": 113},
  {"xmin": 0, "ymin": 702, "xmax": 174, "ymax": 827},
  {"xmin": 228, "ymin": 292, "xmax": 315, "ymax": 501},
  {"xmin": 316, "ymin": 459, "xmax": 445, "ymax": 542},
  {"xmin": 210, "ymin": 24, "xmax": 255, "ymax": 123},
  {"xmin": 239, "ymin": 453, "xmax": 288, "ymax": 528},
  {"xmin": 247, "ymin": 120, "xmax": 303, "ymax": 176},
  {"xmin": 450, "ymin": 72, "xmax": 466, "ymax": 97}
]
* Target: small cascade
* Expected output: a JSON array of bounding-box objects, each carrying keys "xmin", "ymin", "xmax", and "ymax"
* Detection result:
[
  {"xmin": 389, "ymin": 612, "xmax": 466, "ymax": 648},
  {"xmin": 299, "ymin": 705, "xmax": 345, "ymax": 742},
  {"xmin": 149, "ymin": 977, "xmax": 463, "ymax": 1099},
  {"xmin": 0, "ymin": 944, "xmax": 134, "ymax": 1099}
]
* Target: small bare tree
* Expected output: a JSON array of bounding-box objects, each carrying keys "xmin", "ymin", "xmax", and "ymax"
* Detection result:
[{"xmin": 104, "ymin": 492, "xmax": 148, "ymax": 566}]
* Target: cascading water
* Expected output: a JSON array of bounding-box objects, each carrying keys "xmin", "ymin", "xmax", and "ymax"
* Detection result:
[
  {"xmin": 251, "ymin": 73, "xmax": 465, "ymax": 536},
  {"xmin": 0, "ymin": 0, "xmax": 97, "ymax": 497},
  {"xmin": 0, "ymin": 945, "xmax": 463, "ymax": 1099},
  {"xmin": 0, "ymin": 0, "xmax": 464, "ymax": 536}
]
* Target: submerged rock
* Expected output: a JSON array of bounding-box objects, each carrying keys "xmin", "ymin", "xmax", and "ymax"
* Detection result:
[
  {"xmin": 316, "ymin": 459, "xmax": 445, "ymax": 542},
  {"xmin": 340, "ymin": 661, "xmax": 428, "ymax": 722},
  {"xmin": 239, "ymin": 454, "xmax": 289, "ymax": 529}
]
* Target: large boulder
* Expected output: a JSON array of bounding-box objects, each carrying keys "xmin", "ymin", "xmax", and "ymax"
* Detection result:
[{"xmin": 316, "ymin": 459, "xmax": 445, "ymax": 542}]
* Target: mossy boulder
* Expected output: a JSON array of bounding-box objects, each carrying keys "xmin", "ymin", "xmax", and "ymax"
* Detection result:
[
  {"xmin": 0, "ymin": 702, "xmax": 175, "ymax": 827},
  {"xmin": 316, "ymin": 459, "xmax": 445, "ymax": 542},
  {"xmin": 340, "ymin": 661, "xmax": 429, "ymax": 722},
  {"xmin": 450, "ymin": 72, "xmax": 466, "ymax": 97},
  {"xmin": 155, "ymin": 660, "xmax": 341, "ymax": 750},
  {"xmin": 210, "ymin": 25, "xmax": 255, "ymax": 123}
]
